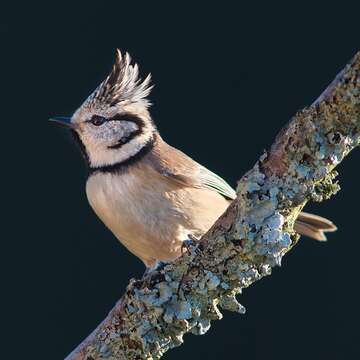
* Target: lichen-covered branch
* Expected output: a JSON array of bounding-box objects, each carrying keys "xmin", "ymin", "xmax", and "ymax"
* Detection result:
[{"xmin": 66, "ymin": 53, "xmax": 360, "ymax": 360}]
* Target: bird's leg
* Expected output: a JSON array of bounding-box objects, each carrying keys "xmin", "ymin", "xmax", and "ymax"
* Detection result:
[
  {"xmin": 177, "ymin": 234, "xmax": 204, "ymax": 295},
  {"xmin": 181, "ymin": 234, "xmax": 200, "ymax": 256}
]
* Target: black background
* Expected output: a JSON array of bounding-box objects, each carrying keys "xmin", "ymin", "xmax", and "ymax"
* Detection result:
[{"xmin": 2, "ymin": 2, "xmax": 360, "ymax": 359}]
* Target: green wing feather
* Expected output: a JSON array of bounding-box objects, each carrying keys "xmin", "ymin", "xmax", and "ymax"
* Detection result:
[{"xmin": 198, "ymin": 167, "xmax": 237, "ymax": 200}]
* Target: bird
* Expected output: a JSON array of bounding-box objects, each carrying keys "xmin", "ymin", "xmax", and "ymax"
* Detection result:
[{"xmin": 51, "ymin": 49, "xmax": 337, "ymax": 268}]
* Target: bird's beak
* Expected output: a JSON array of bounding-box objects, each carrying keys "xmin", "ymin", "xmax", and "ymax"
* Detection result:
[{"xmin": 49, "ymin": 116, "xmax": 75, "ymax": 129}]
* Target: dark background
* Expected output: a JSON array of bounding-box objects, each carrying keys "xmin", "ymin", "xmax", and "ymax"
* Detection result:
[{"xmin": 2, "ymin": 2, "xmax": 360, "ymax": 359}]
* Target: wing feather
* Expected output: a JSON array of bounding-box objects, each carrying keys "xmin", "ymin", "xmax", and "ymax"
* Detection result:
[
  {"xmin": 148, "ymin": 136, "xmax": 236, "ymax": 200},
  {"xmin": 197, "ymin": 167, "xmax": 236, "ymax": 200}
]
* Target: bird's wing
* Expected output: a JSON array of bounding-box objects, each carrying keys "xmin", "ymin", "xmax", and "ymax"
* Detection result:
[{"xmin": 148, "ymin": 137, "xmax": 236, "ymax": 200}]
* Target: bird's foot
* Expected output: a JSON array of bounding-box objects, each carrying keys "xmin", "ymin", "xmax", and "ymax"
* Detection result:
[{"xmin": 181, "ymin": 234, "xmax": 200, "ymax": 256}]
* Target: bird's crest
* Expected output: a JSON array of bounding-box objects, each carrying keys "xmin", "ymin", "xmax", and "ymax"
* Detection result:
[{"xmin": 85, "ymin": 49, "xmax": 153, "ymax": 108}]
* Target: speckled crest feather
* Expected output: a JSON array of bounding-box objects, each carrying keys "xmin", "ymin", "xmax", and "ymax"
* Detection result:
[{"xmin": 85, "ymin": 49, "xmax": 153, "ymax": 108}]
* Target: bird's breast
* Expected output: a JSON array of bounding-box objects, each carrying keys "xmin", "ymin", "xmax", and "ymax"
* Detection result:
[{"xmin": 85, "ymin": 166, "xmax": 190, "ymax": 265}]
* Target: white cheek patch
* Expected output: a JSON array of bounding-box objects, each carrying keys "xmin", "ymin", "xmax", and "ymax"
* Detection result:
[
  {"xmin": 78, "ymin": 115, "xmax": 153, "ymax": 168},
  {"xmin": 119, "ymin": 121, "xmax": 139, "ymax": 140},
  {"xmin": 107, "ymin": 121, "xmax": 140, "ymax": 149},
  {"xmin": 84, "ymin": 121, "xmax": 139, "ymax": 145}
]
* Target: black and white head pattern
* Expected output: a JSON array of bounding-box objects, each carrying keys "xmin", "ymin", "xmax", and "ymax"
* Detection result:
[{"xmin": 70, "ymin": 49, "xmax": 156, "ymax": 172}]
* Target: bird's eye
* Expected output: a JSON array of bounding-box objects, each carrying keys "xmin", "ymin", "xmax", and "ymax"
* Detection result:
[{"xmin": 90, "ymin": 116, "xmax": 107, "ymax": 126}]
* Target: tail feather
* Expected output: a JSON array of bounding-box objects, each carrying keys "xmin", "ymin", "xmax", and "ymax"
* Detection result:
[{"xmin": 294, "ymin": 212, "xmax": 337, "ymax": 241}]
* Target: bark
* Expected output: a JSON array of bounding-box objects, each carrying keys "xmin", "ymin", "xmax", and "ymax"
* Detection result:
[{"xmin": 66, "ymin": 52, "xmax": 360, "ymax": 360}]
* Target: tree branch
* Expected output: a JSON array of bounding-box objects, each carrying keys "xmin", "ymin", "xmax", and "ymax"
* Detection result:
[{"xmin": 66, "ymin": 53, "xmax": 360, "ymax": 360}]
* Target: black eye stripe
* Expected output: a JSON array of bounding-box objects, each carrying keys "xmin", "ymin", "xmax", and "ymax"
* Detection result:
[
  {"xmin": 88, "ymin": 113, "xmax": 143, "ymax": 126},
  {"xmin": 108, "ymin": 113, "xmax": 144, "ymax": 126}
]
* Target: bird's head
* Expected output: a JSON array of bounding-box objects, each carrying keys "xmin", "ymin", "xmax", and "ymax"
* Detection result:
[{"xmin": 51, "ymin": 49, "xmax": 156, "ymax": 170}]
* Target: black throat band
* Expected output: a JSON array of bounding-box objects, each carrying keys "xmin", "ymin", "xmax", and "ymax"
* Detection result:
[{"xmin": 88, "ymin": 135, "xmax": 156, "ymax": 176}]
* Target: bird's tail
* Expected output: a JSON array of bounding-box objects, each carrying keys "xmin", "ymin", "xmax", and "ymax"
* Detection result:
[{"xmin": 294, "ymin": 212, "xmax": 337, "ymax": 241}]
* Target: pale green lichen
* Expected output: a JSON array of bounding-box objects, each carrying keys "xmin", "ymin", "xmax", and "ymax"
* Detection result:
[{"xmin": 219, "ymin": 294, "xmax": 246, "ymax": 313}]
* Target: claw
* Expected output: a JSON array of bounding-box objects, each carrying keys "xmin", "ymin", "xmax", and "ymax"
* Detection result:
[{"xmin": 181, "ymin": 234, "xmax": 200, "ymax": 256}]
